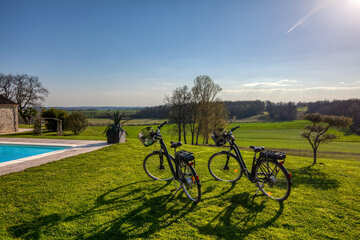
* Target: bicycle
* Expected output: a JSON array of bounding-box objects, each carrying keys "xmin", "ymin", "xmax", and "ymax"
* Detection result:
[
  {"xmin": 139, "ymin": 121, "xmax": 201, "ymax": 203},
  {"xmin": 208, "ymin": 126, "xmax": 291, "ymax": 201}
]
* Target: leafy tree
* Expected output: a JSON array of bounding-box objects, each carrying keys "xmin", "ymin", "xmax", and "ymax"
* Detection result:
[
  {"xmin": 66, "ymin": 112, "xmax": 88, "ymax": 135},
  {"xmin": 301, "ymin": 113, "xmax": 352, "ymax": 164},
  {"xmin": 41, "ymin": 108, "xmax": 68, "ymax": 131},
  {"xmin": 0, "ymin": 74, "xmax": 48, "ymax": 120},
  {"xmin": 22, "ymin": 107, "xmax": 38, "ymax": 124}
]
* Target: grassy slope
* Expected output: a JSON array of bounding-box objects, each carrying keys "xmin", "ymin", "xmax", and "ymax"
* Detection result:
[
  {"xmin": 87, "ymin": 118, "xmax": 166, "ymax": 126},
  {"xmin": 6, "ymin": 121, "xmax": 360, "ymax": 158},
  {"xmin": 0, "ymin": 139, "xmax": 359, "ymax": 239}
]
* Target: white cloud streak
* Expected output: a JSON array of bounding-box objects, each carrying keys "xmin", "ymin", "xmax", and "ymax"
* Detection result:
[
  {"xmin": 287, "ymin": 0, "xmax": 336, "ymax": 33},
  {"xmin": 221, "ymin": 79, "xmax": 360, "ymax": 102}
]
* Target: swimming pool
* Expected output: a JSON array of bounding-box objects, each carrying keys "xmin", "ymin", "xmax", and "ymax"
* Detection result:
[{"xmin": 0, "ymin": 144, "xmax": 70, "ymax": 163}]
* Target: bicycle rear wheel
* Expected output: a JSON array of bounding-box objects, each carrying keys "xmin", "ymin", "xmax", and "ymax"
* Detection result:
[
  {"xmin": 255, "ymin": 160, "xmax": 291, "ymax": 201},
  {"xmin": 208, "ymin": 151, "xmax": 243, "ymax": 182},
  {"xmin": 143, "ymin": 151, "xmax": 173, "ymax": 181},
  {"xmin": 179, "ymin": 162, "xmax": 201, "ymax": 203}
]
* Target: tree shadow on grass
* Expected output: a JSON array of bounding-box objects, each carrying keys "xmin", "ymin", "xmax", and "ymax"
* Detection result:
[
  {"xmin": 196, "ymin": 192, "xmax": 284, "ymax": 240},
  {"xmin": 288, "ymin": 165, "xmax": 340, "ymax": 190},
  {"xmin": 7, "ymin": 180, "xmax": 195, "ymax": 240}
]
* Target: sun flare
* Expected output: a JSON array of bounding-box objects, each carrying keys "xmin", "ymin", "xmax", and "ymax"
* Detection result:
[{"xmin": 348, "ymin": 0, "xmax": 360, "ymax": 7}]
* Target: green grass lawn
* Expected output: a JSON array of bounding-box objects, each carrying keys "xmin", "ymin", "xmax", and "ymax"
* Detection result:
[
  {"xmin": 0, "ymin": 139, "xmax": 359, "ymax": 239},
  {"xmin": 7, "ymin": 121, "xmax": 360, "ymax": 159}
]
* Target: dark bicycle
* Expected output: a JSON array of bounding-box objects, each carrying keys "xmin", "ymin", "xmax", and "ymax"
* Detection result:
[
  {"xmin": 138, "ymin": 121, "xmax": 201, "ymax": 203},
  {"xmin": 208, "ymin": 126, "xmax": 291, "ymax": 201}
]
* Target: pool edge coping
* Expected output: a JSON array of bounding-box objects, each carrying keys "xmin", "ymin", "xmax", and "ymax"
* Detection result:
[{"xmin": 0, "ymin": 138, "xmax": 109, "ymax": 176}]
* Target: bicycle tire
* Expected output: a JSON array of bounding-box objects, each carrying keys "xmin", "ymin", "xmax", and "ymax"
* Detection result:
[
  {"xmin": 255, "ymin": 160, "xmax": 291, "ymax": 202},
  {"xmin": 208, "ymin": 151, "xmax": 243, "ymax": 182},
  {"xmin": 143, "ymin": 151, "xmax": 174, "ymax": 181},
  {"xmin": 180, "ymin": 162, "xmax": 201, "ymax": 203}
]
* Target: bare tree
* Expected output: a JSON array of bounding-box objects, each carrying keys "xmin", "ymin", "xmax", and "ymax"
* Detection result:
[
  {"xmin": 0, "ymin": 74, "xmax": 14, "ymax": 98},
  {"xmin": 166, "ymin": 76, "xmax": 224, "ymax": 145},
  {"xmin": 209, "ymin": 101, "xmax": 228, "ymax": 131},
  {"xmin": 192, "ymin": 75, "xmax": 222, "ymax": 144},
  {"xmin": 166, "ymin": 86, "xmax": 191, "ymax": 143},
  {"xmin": 0, "ymin": 74, "xmax": 48, "ymax": 120},
  {"xmin": 189, "ymin": 86, "xmax": 201, "ymax": 145},
  {"xmin": 301, "ymin": 113, "xmax": 352, "ymax": 164}
]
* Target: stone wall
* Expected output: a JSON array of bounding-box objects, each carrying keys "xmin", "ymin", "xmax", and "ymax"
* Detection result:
[{"xmin": 0, "ymin": 105, "xmax": 18, "ymax": 133}]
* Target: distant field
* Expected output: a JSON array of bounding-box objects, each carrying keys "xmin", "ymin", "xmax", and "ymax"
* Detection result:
[
  {"xmin": 87, "ymin": 118, "xmax": 166, "ymax": 126},
  {"xmin": 5, "ymin": 120, "xmax": 360, "ymax": 160}
]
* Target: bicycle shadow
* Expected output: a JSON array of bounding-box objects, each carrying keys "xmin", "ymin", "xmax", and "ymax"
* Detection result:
[
  {"xmin": 7, "ymin": 180, "xmax": 195, "ymax": 240},
  {"xmin": 289, "ymin": 165, "xmax": 339, "ymax": 190},
  {"xmin": 201, "ymin": 181, "xmax": 237, "ymax": 201},
  {"xmin": 196, "ymin": 192, "xmax": 284, "ymax": 240}
]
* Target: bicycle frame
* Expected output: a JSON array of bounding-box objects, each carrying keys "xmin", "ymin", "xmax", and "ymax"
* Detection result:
[
  {"xmin": 226, "ymin": 138, "xmax": 259, "ymax": 182},
  {"xmin": 158, "ymin": 137, "xmax": 180, "ymax": 180}
]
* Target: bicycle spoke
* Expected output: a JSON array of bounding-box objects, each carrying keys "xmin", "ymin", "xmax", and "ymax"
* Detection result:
[
  {"xmin": 144, "ymin": 152, "xmax": 173, "ymax": 181},
  {"xmin": 255, "ymin": 160, "xmax": 291, "ymax": 201},
  {"xmin": 208, "ymin": 152, "xmax": 242, "ymax": 182},
  {"xmin": 180, "ymin": 163, "xmax": 201, "ymax": 203}
]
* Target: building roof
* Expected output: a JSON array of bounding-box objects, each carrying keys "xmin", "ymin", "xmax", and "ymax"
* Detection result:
[{"xmin": 0, "ymin": 95, "xmax": 17, "ymax": 105}]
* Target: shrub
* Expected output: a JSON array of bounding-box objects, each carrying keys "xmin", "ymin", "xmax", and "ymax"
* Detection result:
[
  {"xmin": 33, "ymin": 118, "xmax": 42, "ymax": 135},
  {"xmin": 66, "ymin": 112, "xmax": 88, "ymax": 135},
  {"xmin": 301, "ymin": 113, "xmax": 352, "ymax": 164},
  {"xmin": 41, "ymin": 108, "xmax": 68, "ymax": 131}
]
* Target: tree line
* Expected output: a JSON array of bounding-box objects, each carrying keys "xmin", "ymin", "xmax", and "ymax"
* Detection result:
[
  {"xmin": 306, "ymin": 99, "xmax": 360, "ymax": 134},
  {"xmin": 132, "ymin": 99, "xmax": 298, "ymax": 122}
]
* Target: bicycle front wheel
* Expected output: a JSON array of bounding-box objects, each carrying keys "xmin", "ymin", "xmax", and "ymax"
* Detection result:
[
  {"xmin": 180, "ymin": 162, "xmax": 201, "ymax": 203},
  {"xmin": 143, "ymin": 151, "xmax": 173, "ymax": 181},
  {"xmin": 255, "ymin": 160, "xmax": 291, "ymax": 202},
  {"xmin": 208, "ymin": 151, "xmax": 243, "ymax": 182}
]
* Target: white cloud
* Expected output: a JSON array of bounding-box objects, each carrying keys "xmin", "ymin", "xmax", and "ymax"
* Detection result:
[
  {"xmin": 241, "ymin": 79, "xmax": 298, "ymax": 88},
  {"xmin": 221, "ymin": 79, "xmax": 360, "ymax": 102}
]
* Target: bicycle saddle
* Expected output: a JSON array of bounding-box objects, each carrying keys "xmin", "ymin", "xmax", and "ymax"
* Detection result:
[
  {"xmin": 170, "ymin": 141, "xmax": 182, "ymax": 148},
  {"xmin": 250, "ymin": 146, "xmax": 264, "ymax": 152}
]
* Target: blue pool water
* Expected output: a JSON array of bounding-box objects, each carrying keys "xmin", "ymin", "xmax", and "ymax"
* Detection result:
[{"xmin": 0, "ymin": 144, "xmax": 69, "ymax": 163}]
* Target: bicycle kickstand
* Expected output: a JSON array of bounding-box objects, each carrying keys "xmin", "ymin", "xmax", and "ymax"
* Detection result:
[
  {"xmin": 252, "ymin": 183, "xmax": 265, "ymax": 200},
  {"xmin": 171, "ymin": 182, "xmax": 182, "ymax": 195}
]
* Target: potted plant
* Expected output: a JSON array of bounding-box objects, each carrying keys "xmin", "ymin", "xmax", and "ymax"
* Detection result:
[{"xmin": 104, "ymin": 112, "xmax": 127, "ymax": 144}]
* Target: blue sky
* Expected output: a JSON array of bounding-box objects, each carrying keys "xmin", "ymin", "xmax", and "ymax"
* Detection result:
[{"xmin": 1, "ymin": 0, "xmax": 360, "ymax": 106}]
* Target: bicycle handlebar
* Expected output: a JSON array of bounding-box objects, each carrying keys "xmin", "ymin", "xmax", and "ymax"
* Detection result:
[
  {"xmin": 158, "ymin": 121, "xmax": 168, "ymax": 129},
  {"xmin": 231, "ymin": 126, "xmax": 240, "ymax": 132}
]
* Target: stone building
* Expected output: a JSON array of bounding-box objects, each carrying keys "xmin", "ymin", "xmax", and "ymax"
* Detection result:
[{"xmin": 0, "ymin": 95, "xmax": 18, "ymax": 133}]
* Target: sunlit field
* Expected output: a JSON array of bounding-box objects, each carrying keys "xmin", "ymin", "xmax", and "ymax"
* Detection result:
[
  {"xmin": 6, "ymin": 120, "xmax": 360, "ymax": 160},
  {"xmin": 0, "ymin": 139, "xmax": 359, "ymax": 239}
]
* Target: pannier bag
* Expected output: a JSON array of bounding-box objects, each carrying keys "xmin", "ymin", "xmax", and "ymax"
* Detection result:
[
  {"xmin": 138, "ymin": 127, "xmax": 156, "ymax": 147},
  {"xmin": 260, "ymin": 150, "xmax": 286, "ymax": 161},
  {"xmin": 176, "ymin": 150, "xmax": 195, "ymax": 163},
  {"xmin": 212, "ymin": 128, "xmax": 226, "ymax": 146}
]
